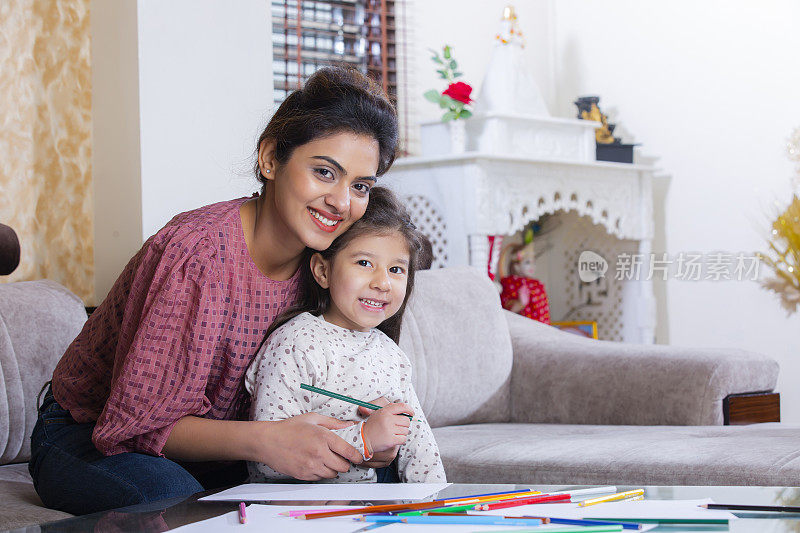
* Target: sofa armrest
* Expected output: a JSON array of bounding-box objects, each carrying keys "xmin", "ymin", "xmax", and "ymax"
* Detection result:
[{"xmin": 505, "ymin": 311, "xmax": 779, "ymax": 426}]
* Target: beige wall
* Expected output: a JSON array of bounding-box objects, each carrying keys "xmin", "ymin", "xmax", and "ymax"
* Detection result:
[
  {"xmin": 91, "ymin": 0, "xmax": 142, "ymax": 305},
  {"xmin": 0, "ymin": 0, "xmax": 94, "ymax": 304}
]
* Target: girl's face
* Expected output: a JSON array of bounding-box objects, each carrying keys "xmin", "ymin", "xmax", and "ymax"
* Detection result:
[
  {"xmin": 260, "ymin": 132, "xmax": 380, "ymax": 252},
  {"xmin": 311, "ymin": 232, "xmax": 410, "ymax": 332}
]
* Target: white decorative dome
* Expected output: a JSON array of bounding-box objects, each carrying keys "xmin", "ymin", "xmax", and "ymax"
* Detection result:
[{"xmin": 473, "ymin": 5, "xmax": 550, "ymax": 117}]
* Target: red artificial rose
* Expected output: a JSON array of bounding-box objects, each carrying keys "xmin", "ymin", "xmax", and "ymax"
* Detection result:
[{"xmin": 442, "ymin": 81, "xmax": 473, "ymax": 104}]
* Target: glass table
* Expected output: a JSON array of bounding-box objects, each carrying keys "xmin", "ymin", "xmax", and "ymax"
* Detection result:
[{"xmin": 11, "ymin": 484, "xmax": 800, "ymax": 532}]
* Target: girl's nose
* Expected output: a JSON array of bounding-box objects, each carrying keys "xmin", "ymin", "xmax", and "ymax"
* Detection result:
[{"xmin": 371, "ymin": 271, "xmax": 390, "ymax": 291}]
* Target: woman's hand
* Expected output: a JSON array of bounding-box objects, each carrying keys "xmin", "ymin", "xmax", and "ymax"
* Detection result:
[
  {"xmin": 253, "ymin": 413, "xmax": 366, "ymax": 481},
  {"xmin": 357, "ymin": 397, "xmax": 400, "ymax": 468},
  {"xmin": 361, "ymin": 403, "xmax": 414, "ymax": 455},
  {"xmin": 163, "ymin": 414, "xmax": 364, "ymax": 481}
]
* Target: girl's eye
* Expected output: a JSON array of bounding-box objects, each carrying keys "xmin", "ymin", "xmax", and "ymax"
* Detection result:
[
  {"xmin": 352, "ymin": 182, "xmax": 371, "ymax": 195},
  {"xmin": 315, "ymin": 168, "xmax": 334, "ymax": 179},
  {"xmin": 357, "ymin": 259, "xmax": 372, "ymax": 267},
  {"xmin": 390, "ymin": 266, "xmax": 406, "ymax": 275}
]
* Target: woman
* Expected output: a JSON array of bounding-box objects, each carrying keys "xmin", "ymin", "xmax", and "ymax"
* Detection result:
[{"xmin": 29, "ymin": 67, "xmax": 400, "ymax": 515}]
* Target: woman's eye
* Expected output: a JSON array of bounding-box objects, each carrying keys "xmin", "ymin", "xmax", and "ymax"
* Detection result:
[
  {"xmin": 390, "ymin": 266, "xmax": 406, "ymax": 275},
  {"xmin": 352, "ymin": 182, "xmax": 371, "ymax": 195},
  {"xmin": 315, "ymin": 168, "xmax": 334, "ymax": 179},
  {"xmin": 357, "ymin": 259, "xmax": 372, "ymax": 267}
]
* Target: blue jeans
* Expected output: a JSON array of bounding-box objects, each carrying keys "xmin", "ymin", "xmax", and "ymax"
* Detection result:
[
  {"xmin": 29, "ymin": 387, "xmax": 220, "ymax": 515},
  {"xmin": 29, "ymin": 387, "xmax": 397, "ymax": 515}
]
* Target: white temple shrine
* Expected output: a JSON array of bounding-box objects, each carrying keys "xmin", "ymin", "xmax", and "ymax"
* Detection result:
[{"xmin": 383, "ymin": 5, "xmax": 659, "ymax": 344}]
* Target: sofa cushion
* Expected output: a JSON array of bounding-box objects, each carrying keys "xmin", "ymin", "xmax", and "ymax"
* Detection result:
[
  {"xmin": 0, "ymin": 463, "xmax": 72, "ymax": 530},
  {"xmin": 434, "ymin": 422, "xmax": 800, "ymax": 486},
  {"xmin": 0, "ymin": 280, "xmax": 86, "ymax": 464},
  {"xmin": 399, "ymin": 267, "xmax": 513, "ymax": 428}
]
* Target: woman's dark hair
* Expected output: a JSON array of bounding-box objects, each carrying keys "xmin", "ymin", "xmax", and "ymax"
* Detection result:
[
  {"xmin": 255, "ymin": 66, "xmax": 399, "ymax": 188},
  {"xmin": 264, "ymin": 187, "xmax": 422, "ymax": 344}
]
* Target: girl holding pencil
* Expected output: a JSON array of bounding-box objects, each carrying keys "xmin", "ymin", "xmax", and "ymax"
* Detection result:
[{"xmin": 245, "ymin": 187, "xmax": 446, "ymax": 483}]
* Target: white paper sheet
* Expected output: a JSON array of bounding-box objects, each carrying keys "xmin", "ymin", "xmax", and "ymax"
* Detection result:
[
  {"xmin": 476, "ymin": 498, "xmax": 736, "ymax": 521},
  {"xmin": 169, "ymin": 505, "xmax": 366, "ymax": 532},
  {"xmin": 199, "ymin": 482, "xmax": 451, "ymax": 502}
]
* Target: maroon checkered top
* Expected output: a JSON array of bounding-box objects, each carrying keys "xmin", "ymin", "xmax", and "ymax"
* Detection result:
[{"xmin": 52, "ymin": 196, "xmax": 301, "ymax": 456}]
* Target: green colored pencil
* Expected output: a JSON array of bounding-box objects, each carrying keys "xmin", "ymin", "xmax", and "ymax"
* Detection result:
[
  {"xmin": 300, "ymin": 384, "xmax": 413, "ymax": 420},
  {"xmin": 398, "ymin": 503, "xmax": 477, "ymax": 516}
]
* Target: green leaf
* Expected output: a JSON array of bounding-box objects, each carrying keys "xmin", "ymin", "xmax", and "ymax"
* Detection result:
[
  {"xmin": 438, "ymin": 94, "xmax": 456, "ymax": 107},
  {"xmin": 459, "ymin": 109, "xmax": 473, "ymax": 119},
  {"xmin": 430, "ymin": 55, "xmax": 443, "ymax": 65},
  {"xmin": 443, "ymin": 45, "xmax": 451, "ymax": 59},
  {"xmin": 423, "ymin": 89, "xmax": 441, "ymax": 103},
  {"xmin": 442, "ymin": 110, "xmax": 458, "ymax": 122},
  {"xmin": 453, "ymin": 71, "xmax": 463, "ymax": 78},
  {"xmin": 449, "ymin": 60, "xmax": 457, "ymax": 70}
]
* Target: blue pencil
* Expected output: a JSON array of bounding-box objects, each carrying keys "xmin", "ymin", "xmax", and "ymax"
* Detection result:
[
  {"xmin": 547, "ymin": 517, "xmax": 644, "ymax": 530},
  {"xmin": 362, "ymin": 515, "xmax": 544, "ymax": 526}
]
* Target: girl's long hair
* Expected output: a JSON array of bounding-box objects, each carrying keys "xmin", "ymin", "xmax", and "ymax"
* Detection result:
[{"xmin": 264, "ymin": 187, "xmax": 423, "ymax": 345}]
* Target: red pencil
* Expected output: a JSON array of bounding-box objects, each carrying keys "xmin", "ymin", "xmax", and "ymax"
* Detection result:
[{"xmin": 478, "ymin": 493, "xmax": 571, "ymax": 511}]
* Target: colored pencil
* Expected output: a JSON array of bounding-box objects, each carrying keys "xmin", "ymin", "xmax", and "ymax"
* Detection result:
[
  {"xmin": 238, "ymin": 502, "xmax": 246, "ymax": 524},
  {"xmin": 440, "ymin": 488, "xmax": 538, "ymax": 502},
  {"xmin": 289, "ymin": 489, "xmax": 537, "ymax": 518},
  {"xmin": 549, "ymin": 486, "xmax": 618, "ymax": 498},
  {"xmin": 440, "ymin": 489, "xmax": 540, "ymax": 504},
  {"xmin": 397, "ymin": 503, "xmax": 478, "ymax": 516},
  {"xmin": 299, "ymin": 500, "xmax": 448, "ymax": 520},
  {"xmin": 479, "ymin": 493, "xmax": 572, "ymax": 510},
  {"xmin": 280, "ymin": 507, "xmax": 353, "ymax": 517},
  {"xmin": 361, "ymin": 515, "xmax": 546, "ymax": 525},
  {"xmin": 579, "ymin": 489, "xmax": 645, "ymax": 507},
  {"xmin": 701, "ymin": 503, "xmax": 800, "ymax": 513},
  {"xmin": 474, "ymin": 527, "xmax": 624, "ymax": 533},
  {"xmin": 300, "ymin": 383, "xmax": 413, "ymax": 419},
  {"xmin": 531, "ymin": 516, "xmax": 644, "ymax": 530}
]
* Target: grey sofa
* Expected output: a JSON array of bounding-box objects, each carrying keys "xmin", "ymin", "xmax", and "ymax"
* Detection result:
[{"xmin": 0, "ymin": 268, "xmax": 796, "ymax": 530}]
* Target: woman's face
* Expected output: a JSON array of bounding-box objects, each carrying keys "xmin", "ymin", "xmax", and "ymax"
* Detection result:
[{"xmin": 261, "ymin": 132, "xmax": 380, "ymax": 251}]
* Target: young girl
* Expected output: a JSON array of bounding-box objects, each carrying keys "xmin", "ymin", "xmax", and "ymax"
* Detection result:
[{"xmin": 245, "ymin": 187, "xmax": 446, "ymax": 483}]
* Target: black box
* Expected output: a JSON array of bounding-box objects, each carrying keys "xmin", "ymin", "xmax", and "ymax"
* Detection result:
[{"xmin": 596, "ymin": 143, "xmax": 635, "ymax": 164}]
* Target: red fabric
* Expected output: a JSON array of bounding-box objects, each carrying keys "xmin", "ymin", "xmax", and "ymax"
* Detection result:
[
  {"xmin": 52, "ymin": 196, "xmax": 301, "ymax": 456},
  {"xmin": 499, "ymin": 275, "xmax": 551, "ymax": 324}
]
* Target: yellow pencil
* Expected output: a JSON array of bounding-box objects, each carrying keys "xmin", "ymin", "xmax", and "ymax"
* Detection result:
[
  {"xmin": 445, "ymin": 491, "xmax": 542, "ymax": 506},
  {"xmin": 578, "ymin": 489, "xmax": 645, "ymax": 507}
]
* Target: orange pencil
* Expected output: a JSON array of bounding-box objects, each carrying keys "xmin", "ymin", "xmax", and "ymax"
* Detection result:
[{"xmin": 300, "ymin": 501, "xmax": 448, "ymax": 520}]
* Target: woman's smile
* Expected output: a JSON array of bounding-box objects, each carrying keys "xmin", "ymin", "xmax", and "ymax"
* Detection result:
[{"xmin": 307, "ymin": 207, "xmax": 342, "ymax": 233}]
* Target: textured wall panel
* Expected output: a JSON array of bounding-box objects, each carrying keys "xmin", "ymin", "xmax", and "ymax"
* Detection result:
[{"xmin": 0, "ymin": 0, "xmax": 93, "ymax": 304}]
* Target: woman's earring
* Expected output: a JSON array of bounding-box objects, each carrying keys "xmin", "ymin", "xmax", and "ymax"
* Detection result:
[{"xmin": 265, "ymin": 169, "xmax": 271, "ymax": 174}]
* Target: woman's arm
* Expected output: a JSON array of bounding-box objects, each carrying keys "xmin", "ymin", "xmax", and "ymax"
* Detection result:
[{"xmin": 163, "ymin": 413, "xmax": 365, "ymax": 480}]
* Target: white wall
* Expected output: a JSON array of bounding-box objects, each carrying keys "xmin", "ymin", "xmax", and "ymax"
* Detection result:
[
  {"xmin": 92, "ymin": 0, "xmax": 273, "ymax": 300},
  {"xmin": 137, "ymin": 0, "xmax": 273, "ymax": 241},
  {"xmin": 552, "ymin": 0, "xmax": 800, "ymax": 421},
  {"xmin": 411, "ymin": 1, "xmax": 800, "ymax": 419}
]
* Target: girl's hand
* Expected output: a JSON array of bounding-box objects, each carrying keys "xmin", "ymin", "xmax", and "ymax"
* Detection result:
[
  {"xmin": 362, "ymin": 403, "xmax": 414, "ymax": 454},
  {"xmin": 252, "ymin": 413, "xmax": 365, "ymax": 481},
  {"xmin": 357, "ymin": 397, "xmax": 400, "ymax": 468}
]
